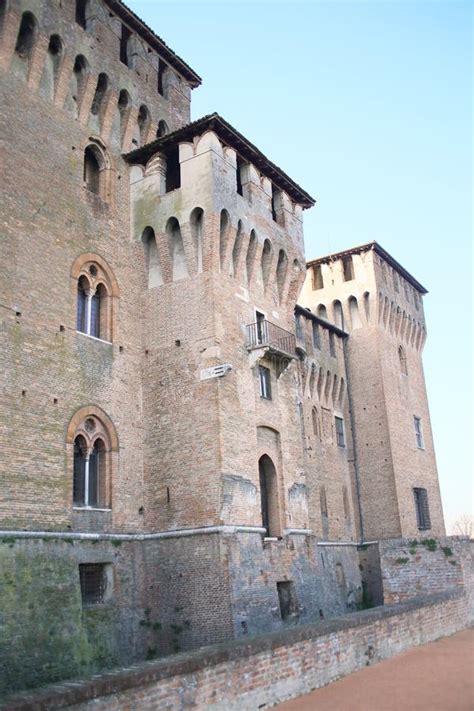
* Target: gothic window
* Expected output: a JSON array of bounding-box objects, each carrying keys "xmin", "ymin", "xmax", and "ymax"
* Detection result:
[
  {"xmin": 83, "ymin": 143, "xmax": 109, "ymax": 200},
  {"xmin": 317, "ymin": 304, "xmax": 328, "ymax": 320},
  {"xmin": 13, "ymin": 11, "xmax": 37, "ymax": 79},
  {"xmin": 72, "ymin": 415, "xmax": 113, "ymax": 509},
  {"xmin": 73, "ymin": 256, "xmax": 117, "ymax": 342}
]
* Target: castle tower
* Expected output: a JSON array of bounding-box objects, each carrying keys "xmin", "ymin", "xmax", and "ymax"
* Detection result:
[{"xmin": 299, "ymin": 242, "xmax": 445, "ymax": 540}]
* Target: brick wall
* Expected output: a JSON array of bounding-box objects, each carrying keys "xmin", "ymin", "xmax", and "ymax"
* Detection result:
[{"xmin": 3, "ymin": 590, "xmax": 469, "ymax": 711}]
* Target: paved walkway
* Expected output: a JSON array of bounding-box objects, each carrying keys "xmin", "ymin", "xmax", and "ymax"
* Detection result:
[{"xmin": 275, "ymin": 629, "xmax": 474, "ymax": 711}]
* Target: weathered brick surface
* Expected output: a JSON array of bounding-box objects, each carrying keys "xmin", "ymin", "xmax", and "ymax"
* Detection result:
[{"xmin": 2, "ymin": 591, "xmax": 468, "ymax": 711}]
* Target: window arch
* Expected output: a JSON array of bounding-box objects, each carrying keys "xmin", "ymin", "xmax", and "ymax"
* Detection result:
[
  {"xmin": 138, "ymin": 104, "xmax": 150, "ymax": 146},
  {"xmin": 90, "ymin": 73, "xmax": 109, "ymax": 122},
  {"xmin": 76, "ymin": 0, "xmax": 90, "ymax": 30},
  {"xmin": 230, "ymin": 220, "xmax": 243, "ymax": 278},
  {"xmin": 219, "ymin": 209, "xmax": 231, "ymax": 271},
  {"xmin": 156, "ymin": 119, "xmax": 169, "ymax": 138},
  {"xmin": 68, "ymin": 406, "xmax": 118, "ymax": 510},
  {"xmin": 66, "ymin": 54, "xmax": 89, "ymax": 117},
  {"xmin": 13, "ymin": 11, "xmax": 37, "ymax": 79},
  {"xmin": 40, "ymin": 34, "xmax": 64, "ymax": 100},
  {"xmin": 72, "ymin": 254, "xmax": 118, "ymax": 341},
  {"xmin": 348, "ymin": 296, "xmax": 362, "ymax": 330},
  {"xmin": 117, "ymin": 89, "xmax": 130, "ymax": 144},
  {"xmin": 260, "ymin": 239, "xmax": 273, "ymax": 290},
  {"xmin": 141, "ymin": 226, "xmax": 163, "ymax": 287},
  {"xmin": 190, "ymin": 207, "xmax": 204, "ymax": 273},
  {"xmin": 245, "ymin": 229, "xmax": 257, "ymax": 284},
  {"xmin": 166, "ymin": 217, "xmax": 188, "ymax": 281},
  {"xmin": 333, "ymin": 300, "xmax": 344, "ymax": 329},
  {"xmin": 317, "ymin": 304, "xmax": 328, "ymax": 320},
  {"xmin": 83, "ymin": 143, "xmax": 110, "ymax": 200},
  {"xmin": 258, "ymin": 454, "xmax": 280, "ymax": 537},
  {"xmin": 399, "ymin": 345, "xmax": 407, "ymax": 375},
  {"xmin": 276, "ymin": 249, "xmax": 288, "ymax": 303}
]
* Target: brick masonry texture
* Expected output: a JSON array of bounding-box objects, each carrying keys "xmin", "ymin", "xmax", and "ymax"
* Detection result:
[
  {"xmin": 2, "ymin": 590, "xmax": 469, "ymax": 711},
  {"xmin": 0, "ymin": 0, "xmax": 459, "ymax": 702}
]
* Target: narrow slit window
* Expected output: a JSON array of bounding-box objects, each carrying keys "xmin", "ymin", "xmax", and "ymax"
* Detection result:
[
  {"xmin": 258, "ymin": 365, "xmax": 271, "ymax": 400},
  {"xmin": 312, "ymin": 264, "xmax": 323, "ymax": 290},
  {"xmin": 120, "ymin": 24, "xmax": 131, "ymax": 66},
  {"xmin": 342, "ymin": 256, "xmax": 354, "ymax": 281},
  {"xmin": 413, "ymin": 488, "xmax": 431, "ymax": 530},
  {"xmin": 414, "ymin": 416, "xmax": 424, "ymax": 449},
  {"xmin": 335, "ymin": 416, "xmax": 345, "ymax": 447}
]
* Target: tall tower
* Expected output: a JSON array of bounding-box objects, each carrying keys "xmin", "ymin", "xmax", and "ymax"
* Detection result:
[{"xmin": 299, "ymin": 242, "xmax": 445, "ymax": 540}]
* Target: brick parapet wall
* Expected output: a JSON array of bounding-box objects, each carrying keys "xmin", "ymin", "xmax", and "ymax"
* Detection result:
[{"xmin": 3, "ymin": 590, "xmax": 468, "ymax": 711}]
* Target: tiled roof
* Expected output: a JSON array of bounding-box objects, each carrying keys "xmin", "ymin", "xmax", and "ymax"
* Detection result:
[{"xmin": 124, "ymin": 113, "xmax": 316, "ymax": 209}]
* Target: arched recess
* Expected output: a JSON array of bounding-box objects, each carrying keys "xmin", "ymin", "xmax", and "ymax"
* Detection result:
[
  {"xmin": 398, "ymin": 345, "xmax": 407, "ymax": 375},
  {"xmin": 166, "ymin": 217, "xmax": 188, "ymax": 281},
  {"xmin": 260, "ymin": 239, "xmax": 273, "ymax": 291},
  {"xmin": 115, "ymin": 89, "xmax": 131, "ymax": 147},
  {"xmin": 308, "ymin": 363, "xmax": 317, "ymax": 398},
  {"xmin": 317, "ymin": 304, "xmax": 328, "ymax": 320},
  {"xmin": 382, "ymin": 297, "xmax": 390, "ymax": 328},
  {"xmin": 276, "ymin": 249, "xmax": 288, "ymax": 303},
  {"xmin": 65, "ymin": 54, "xmax": 89, "ymax": 117},
  {"xmin": 67, "ymin": 405, "xmax": 118, "ymax": 510},
  {"xmin": 12, "ymin": 11, "xmax": 37, "ymax": 80},
  {"xmin": 83, "ymin": 141, "xmax": 110, "ymax": 201},
  {"xmin": 316, "ymin": 367, "xmax": 324, "ymax": 401},
  {"xmin": 338, "ymin": 378, "xmax": 346, "ymax": 408},
  {"xmin": 333, "ymin": 300, "xmax": 344, "ymax": 330},
  {"xmin": 312, "ymin": 406, "xmax": 320, "ymax": 438},
  {"xmin": 287, "ymin": 259, "xmax": 303, "ymax": 304},
  {"xmin": 190, "ymin": 207, "xmax": 204, "ymax": 273},
  {"xmin": 219, "ymin": 209, "xmax": 231, "ymax": 272},
  {"xmin": 156, "ymin": 119, "xmax": 168, "ymax": 138},
  {"xmin": 324, "ymin": 370, "xmax": 332, "ymax": 405},
  {"xmin": 245, "ymin": 229, "xmax": 257, "ymax": 284},
  {"xmin": 258, "ymin": 454, "xmax": 281, "ymax": 537},
  {"xmin": 331, "ymin": 374, "xmax": 339, "ymax": 404},
  {"xmin": 230, "ymin": 220, "xmax": 243, "ymax": 278},
  {"xmin": 142, "ymin": 226, "xmax": 163, "ymax": 287},
  {"xmin": 39, "ymin": 34, "xmax": 64, "ymax": 100},
  {"xmin": 90, "ymin": 73, "xmax": 109, "ymax": 128},
  {"xmin": 71, "ymin": 252, "xmax": 119, "ymax": 341},
  {"xmin": 363, "ymin": 291, "xmax": 370, "ymax": 323},
  {"xmin": 138, "ymin": 104, "xmax": 150, "ymax": 146},
  {"xmin": 349, "ymin": 296, "xmax": 362, "ymax": 330}
]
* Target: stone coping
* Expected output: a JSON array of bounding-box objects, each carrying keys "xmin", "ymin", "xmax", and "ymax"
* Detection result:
[{"xmin": 2, "ymin": 590, "xmax": 464, "ymax": 711}]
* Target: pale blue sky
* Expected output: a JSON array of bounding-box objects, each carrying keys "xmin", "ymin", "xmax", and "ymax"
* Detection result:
[{"xmin": 130, "ymin": 0, "xmax": 472, "ymax": 530}]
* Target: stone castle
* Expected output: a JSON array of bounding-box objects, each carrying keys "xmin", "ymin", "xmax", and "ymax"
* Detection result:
[{"xmin": 1, "ymin": 0, "xmax": 457, "ymax": 700}]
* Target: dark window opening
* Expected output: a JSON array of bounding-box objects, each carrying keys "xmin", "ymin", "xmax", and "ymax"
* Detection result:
[
  {"xmin": 156, "ymin": 120, "xmax": 168, "ymax": 138},
  {"xmin": 335, "ymin": 416, "xmax": 345, "ymax": 447},
  {"xmin": 15, "ymin": 12, "xmax": 36, "ymax": 59},
  {"xmin": 258, "ymin": 365, "xmax": 271, "ymax": 400},
  {"xmin": 277, "ymin": 581, "xmax": 299, "ymax": 621},
  {"xmin": 91, "ymin": 73, "xmax": 108, "ymax": 115},
  {"xmin": 90, "ymin": 288, "xmax": 101, "ymax": 338},
  {"xmin": 342, "ymin": 255, "xmax": 354, "ymax": 281},
  {"xmin": 75, "ymin": 0, "xmax": 88, "ymax": 29},
  {"xmin": 312, "ymin": 264, "xmax": 323, "ymax": 290},
  {"xmin": 79, "ymin": 564, "xmax": 109, "ymax": 605},
  {"xmin": 158, "ymin": 59, "xmax": 166, "ymax": 96},
  {"xmin": 413, "ymin": 488, "xmax": 431, "ymax": 530},
  {"xmin": 120, "ymin": 24, "xmax": 131, "ymax": 65},
  {"xmin": 271, "ymin": 183, "xmax": 279, "ymax": 222},
  {"xmin": 329, "ymin": 331, "xmax": 336, "ymax": 357},
  {"xmin": 73, "ymin": 436, "xmax": 86, "ymax": 505},
  {"xmin": 84, "ymin": 146, "xmax": 100, "ymax": 194},
  {"xmin": 76, "ymin": 277, "xmax": 88, "ymax": 332},
  {"xmin": 312, "ymin": 322, "xmax": 321, "ymax": 349},
  {"xmin": 259, "ymin": 454, "xmax": 279, "ymax": 536},
  {"xmin": 236, "ymin": 155, "xmax": 244, "ymax": 196},
  {"xmin": 165, "ymin": 146, "xmax": 181, "ymax": 192}
]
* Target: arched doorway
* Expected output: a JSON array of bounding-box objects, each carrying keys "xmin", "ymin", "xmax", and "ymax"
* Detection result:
[{"xmin": 258, "ymin": 454, "xmax": 280, "ymax": 537}]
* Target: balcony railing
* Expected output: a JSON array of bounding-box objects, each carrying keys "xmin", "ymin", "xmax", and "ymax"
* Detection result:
[{"xmin": 245, "ymin": 319, "xmax": 296, "ymax": 358}]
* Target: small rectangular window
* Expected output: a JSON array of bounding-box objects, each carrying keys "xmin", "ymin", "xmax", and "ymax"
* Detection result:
[
  {"xmin": 236, "ymin": 155, "xmax": 244, "ymax": 196},
  {"xmin": 276, "ymin": 581, "xmax": 299, "ymax": 621},
  {"xmin": 414, "ymin": 416, "xmax": 424, "ymax": 449},
  {"xmin": 329, "ymin": 332, "xmax": 336, "ymax": 357},
  {"xmin": 335, "ymin": 416, "xmax": 345, "ymax": 447},
  {"xmin": 413, "ymin": 488, "xmax": 431, "ymax": 530},
  {"xmin": 312, "ymin": 264, "xmax": 323, "ymax": 290},
  {"xmin": 79, "ymin": 564, "xmax": 111, "ymax": 605},
  {"xmin": 312, "ymin": 322, "xmax": 320, "ymax": 349},
  {"xmin": 120, "ymin": 24, "xmax": 131, "ymax": 66},
  {"xmin": 259, "ymin": 366, "xmax": 271, "ymax": 400},
  {"xmin": 342, "ymin": 256, "xmax": 354, "ymax": 281}
]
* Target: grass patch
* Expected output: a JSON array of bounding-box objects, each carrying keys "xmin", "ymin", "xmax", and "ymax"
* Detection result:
[
  {"xmin": 395, "ymin": 557, "xmax": 409, "ymax": 565},
  {"xmin": 420, "ymin": 539, "xmax": 437, "ymax": 552},
  {"xmin": 441, "ymin": 546, "xmax": 453, "ymax": 557}
]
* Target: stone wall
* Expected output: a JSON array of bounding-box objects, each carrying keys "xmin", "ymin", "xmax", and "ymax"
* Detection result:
[{"xmin": 3, "ymin": 590, "xmax": 468, "ymax": 711}]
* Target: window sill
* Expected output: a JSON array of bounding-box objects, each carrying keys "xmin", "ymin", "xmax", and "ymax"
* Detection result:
[
  {"xmin": 73, "ymin": 506, "xmax": 111, "ymax": 512},
  {"xmin": 76, "ymin": 331, "xmax": 112, "ymax": 345}
]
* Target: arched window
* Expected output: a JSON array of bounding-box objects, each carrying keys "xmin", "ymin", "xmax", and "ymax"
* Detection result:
[
  {"xmin": 83, "ymin": 143, "xmax": 109, "ymax": 200},
  {"xmin": 66, "ymin": 54, "xmax": 88, "ymax": 117},
  {"xmin": 166, "ymin": 217, "xmax": 188, "ymax": 281},
  {"xmin": 399, "ymin": 345, "xmax": 407, "ymax": 375},
  {"xmin": 142, "ymin": 226, "xmax": 163, "ymax": 287},
  {"xmin": 349, "ymin": 296, "xmax": 362, "ymax": 329},
  {"xmin": 73, "ymin": 255, "xmax": 117, "ymax": 341},
  {"xmin": 190, "ymin": 207, "xmax": 204, "ymax": 273},
  {"xmin": 258, "ymin": 454, "xmax": 280, "ymax": 537},
  {"xmin": 276, "ymin": 249, "xmax": 288, "ymax": 302},
  {"xmin": 40, "ymin": 34, "xmax": 64, "ymax": 100},
  {"xmin": 156, "ymin": 120, "xmax": 168, "ymax": 138},
  {"xmin": 317, "ymin": 304, "xmax": 328, "ymax": 320},
  {"xmin": 230, "ymin": 220, "xmax": 243, "ymax": 278},
  {"xmin": 69, "ymin": 408, "xmax": 118, "ymax": 510},
  {"xmin": 261, "ymin": 239, "xmax": 273, "ymax": 290},
  {"xmin": 333, "ymin": 300, "xmax": 344, "ymax": 329},
  {"xmin": 138, "ymin": 104, "xmax": 150, "ymax": 146},
  {"xmin": 117, "ymin": 89, "xmax": 130, "ymax": 144},
  {"xmin": 245, "ymin": 229, "xmax": 257, "ymax": 284},
  {"xmin": 219, "ymin": 209, "xmax": 230, "ymax": 271},
  {"xmin": 90, "ymin": 72, "xmax": 108, "ymax": 117},
  {"xmin": 13, "ymin": 11, "xmax": 37, "ymax": 79}
]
